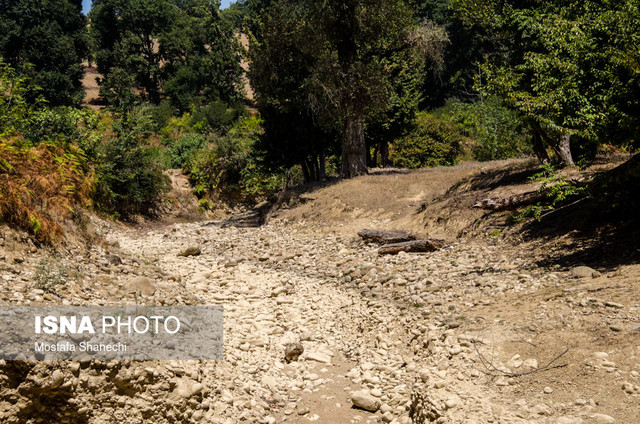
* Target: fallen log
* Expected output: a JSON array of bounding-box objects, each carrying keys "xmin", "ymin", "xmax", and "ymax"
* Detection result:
[
  {"xmin": 473, "ymin": 190, "xmax": 547, "ymax": 211},
  {"xmin": 358, "ymin": 229, "xmax": 416, "ymax": 244},
  {"xmin": 378, "ymin": 239, "xmax": 445, "ymax": 255}
]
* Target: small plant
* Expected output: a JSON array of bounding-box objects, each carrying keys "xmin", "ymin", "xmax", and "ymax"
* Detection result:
[
  {"xmin": 515, "ymin": 164, "xmax": 586, "ymax": 221},
  {"xmin": 34, "ymin": 255, "xmax": 68, "ymax": 293}
]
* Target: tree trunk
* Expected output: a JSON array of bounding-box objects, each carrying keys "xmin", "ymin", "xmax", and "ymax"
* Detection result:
[
  {"xmin": 531, "ymin": 128, "xmax": 550, "ymax": 164},
  {"xmin": 530, "ymin": 121, "xmax": 573, "ymax": 167},
  {"xmin": 358, "ymin": 229, "xmax": 416, "ymax": 244},
  {"xmin": 310, "ymin": 156, "xmax": 319, "ymax": 181},
  {"xmin": 318, "ymin": 152, "xmax": 326, "ymax": 180},
  {"xmin": 336, "ymin": 1, "xmax": 368, "ymax": 179},
  {"xmin": 378, "ymin": 239, "xmax": 445, "ymax": 255},
  {"xmin": 551, "ymin": 133, "xmax": 574, "ymax": 167},
  {"xmin": 341, "ymin": 112, "xmax": 368, "ymax": 178},
  {"xmin": 301, "ymin": 160, "xmax": 311, "ymax": 183},
  {"xmin": 380, "ymin": 140, "xmax": 389, "ymax": 167}
]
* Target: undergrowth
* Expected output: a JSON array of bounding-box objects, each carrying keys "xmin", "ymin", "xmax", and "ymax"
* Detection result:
[
  {"xmin": 0, "ymin": 137, "xmax": 94, "ymax": 244},
  {"xmin": 515, "ymin": 164, "xmax": 586, "ymax": 221}
]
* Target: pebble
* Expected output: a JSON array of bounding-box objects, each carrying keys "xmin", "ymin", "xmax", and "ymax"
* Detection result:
[
  {"xmin": 591, "ymin": 413, "xmax": 615, "ymax": 423},
  {"xmin": 124, "ymin": 276, "xmax": 156, "ymax": 296},
  {"xmin": 444, "ymin": 398, "xmax": 458, "ymax": 409},
  {"xmin": 284, "ymin": 343, "xmax": 304, "ymax": 362},
  {"xmin": 351, "ymin": 391, "xmax": 381, "ymax": 412},
  {"xmin": 572, "ymin": 266, "xmax": 600, "ymax": 278},
  {"xmin": 177, "ymin": 246, "xmax": 201, "ymax": 257},
  {"xmin": 305, "ymin": 351, "xmax": 332, "ymax": 364}
]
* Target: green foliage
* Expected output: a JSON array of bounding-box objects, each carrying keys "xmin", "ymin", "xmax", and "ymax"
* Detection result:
[
  {"xmin": 190, "ymin": 101, "xmax": 241, "ymax": 133},
  {"xmin": 0, "ymin": 60, "xmax": 40, "ymax": 134},
  {"xmin": 164, "ymin": 133, "xmax": 207, "ymax": 169},
  {"xmin": 415, "ymin": 0, "xmax": 498, "ymax": 108},
  {"xmin": 250, "ymin": 0, "xmax": 446, "ymax": 177},
  {"xmin": 451, "ymin": 0, "xmax": 640, "ymax": 155},
  {"xmin": 0, "ymin": 0, "xmax": 89, "ymax": 106},
  {"xmin": 146, "ymin": 101, "xmax": 175, "ymax": 132},
  {"xmin": 434, "ymin": 97, "xmax": 532, "ymax": 161},
  {"xmin": 90, "ymin": 0, "xmax": 243, "ymax": 109},
  {"xmin": 90, "ymin": 120, "xmax": 170, "ymax": 217},
  {"xmin": 186, "ymin": 115, "xmax": 283, "ymax": 202},
  {"xmin": 389, "ymin": 112, "xmax": 463, "ymax": 168},
  {"xmin": 34, "ymin": 255, "xmax": 69, "ymax": 293},
  {"xmin": 0, "ymin": 62, "xmax": 102, "ymax": 149},
  {"xmin": 515, "ymin": 164, "xmax": 586, "ymax": 221}
]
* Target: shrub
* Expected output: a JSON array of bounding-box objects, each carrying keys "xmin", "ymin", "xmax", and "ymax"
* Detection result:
[
  {"xmin": 91, "ymin": 126, "xmax": 169, "ymax": 218},
  {"xmin": 389, "ymin": 112, "xmax": 463, "ymax": 168},
  {"xmin": 164, "ymin": 133, "xmax": 207, "ymax": 169},
  {"xmin": 190, "ymin": 101, "xmax": 241, "ymax": 132},
  {"xmin": 186, "ymin": 115, "xmax": 283, "ymax": 202},
  {"xmin": 34, "ymin": 255, "xmax": 69, "ymax": 292},
  {"xmin": 147, "ymin": 101, "xmax": 175, "ymax": 132},
  {"xmin": 434, "ymin": 97, "xmax": 532, "ymax": 161}
]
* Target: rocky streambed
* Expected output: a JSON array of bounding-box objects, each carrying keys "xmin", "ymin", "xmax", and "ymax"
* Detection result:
[{"xmin": 0, "ymin": 217, "xmax": 637, "ymax": 424}]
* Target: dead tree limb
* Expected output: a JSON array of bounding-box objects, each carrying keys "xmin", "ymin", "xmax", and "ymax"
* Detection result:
[
  {"xmin": 378, "ymin": 239, "xmax": 445, "ymax": 255},
  {"xmin": 474, "ymin": 343, "xmax": 569, "ymax": 378},
  {"xmin": 473, "ymin": 191, "xmax": 547, "ymax": 211},
  {"xmin": 358, "ymin": 229, "xmax": 416, "ymax": 244}
]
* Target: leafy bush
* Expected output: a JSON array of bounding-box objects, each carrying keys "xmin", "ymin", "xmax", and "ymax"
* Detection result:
[
  {"xmin": 147, "ymin": 101, "xmax": 175, "ymax": 132},
  {"xmin": 186, "ymin": 115, "xmax": 283, "ymax": 202},
  {"xmin": 434, "ymin": 97, "xmax": 532, "ymax": 161},
  {"xmin": 515, "ymin": 164, "xmax": 586, "ymax": 221},
  {"xmin": 91, "ymin": 124, "xmax": 169, "ymax": 218},
  {"xmin": 160, "ymin": 112, "xmax": 195, "ymax": 137},
  {"xmin": 389, "ymin": 112, "xmax": 463, "ymax": 168},
  {"xmin": 163, "ymin": 133, "xmax": 207, "ymax": 169},
  {"xmin": 190, "ymin": 101, "xmax": 240, "ymax": 133},
  {"xmin": 20, "ymin": 107, "xmax": 93, "ymax": 145}
]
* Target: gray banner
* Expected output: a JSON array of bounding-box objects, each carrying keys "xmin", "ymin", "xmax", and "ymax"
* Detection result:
[{"xmin": 0, "ymin": 305, "xmax": 223, "ymax": 360}]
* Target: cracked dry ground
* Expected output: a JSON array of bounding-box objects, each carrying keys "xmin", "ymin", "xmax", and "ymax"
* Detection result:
[{"xmin": 1, "ymin": 216, "xmax": 639, "ymax": 424}]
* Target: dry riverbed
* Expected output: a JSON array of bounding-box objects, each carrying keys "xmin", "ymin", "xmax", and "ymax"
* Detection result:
[{"xmin": 0, "ymin": 160, "xmax": 638, "ymax": 424}]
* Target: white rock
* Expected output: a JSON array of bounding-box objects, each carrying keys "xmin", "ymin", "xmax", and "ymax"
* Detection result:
[
  {"xmin": 351, "ymin": 391, "xmax": 381, "ymax": 412},
  {"xmin": 305, "ymin": 352, "xmax": 332, "ymax": 364},
  {"xmin": 591, "ymin": 413, "xmax": 615, "ymax": 423}
]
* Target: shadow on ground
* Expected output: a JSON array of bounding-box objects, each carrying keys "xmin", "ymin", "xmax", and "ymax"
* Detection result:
[{"xmin": 523, "ymin": 200, "xmax": 640, "ymax": 271}]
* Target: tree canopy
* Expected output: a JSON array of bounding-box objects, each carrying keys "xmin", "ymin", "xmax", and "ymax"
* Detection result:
[
  {"xmin": 451, "ymin": 0, "xmax": 640, "ymax": 166},
  {"xmin": 90, "ymin": 0, "xmax": 243, "ymax": 110},
  {"xmin": 0, "ymin": 0, "xmax": 88, "ymax": 106},
  {"xmin": 250, "ymin": 0, "xmax": 447, "ymax": 178}
]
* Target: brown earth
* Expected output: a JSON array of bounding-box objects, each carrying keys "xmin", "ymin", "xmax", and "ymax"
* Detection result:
[{"xmin": 0, "ymin": 157, "xmax": 638, "ymax": 424}]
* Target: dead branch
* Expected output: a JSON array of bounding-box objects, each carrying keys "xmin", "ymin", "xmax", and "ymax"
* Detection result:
[
  {"xmin": 378, "ymin": 239, "xmax": 445, "ymax": 255},
  {"xmin": 474, "ymin": 343, "xmax": 569, "ymax": 378},
  {"xmin": 358, "ymin": 229, "xmax": 416, "ymax": 244}
]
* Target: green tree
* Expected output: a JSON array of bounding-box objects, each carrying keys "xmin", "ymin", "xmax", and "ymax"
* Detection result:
[
  {"xmin": 451, "ymin": 0, "xmax": 640, "ymax": 166},
  {"xmin": 249, "ymin": 0, "xmax": 338, "ymax": 182},
  {"xmin": 0, "ymin": 0, "xmax": 88, "ymax": 106},
  {"xmin": 89, "ymin": 0, "xmax": 243, "ymax": 109},
  {"xmin": 251, "ymin": 0, "xmax": 447, "ymax": 178},
  {"xmin": 414, "ymin": 0, "xmax": 498, "ymax": 108}
]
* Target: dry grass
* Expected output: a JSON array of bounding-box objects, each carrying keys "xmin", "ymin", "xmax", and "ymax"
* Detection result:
[{"xmin": 0, "ymin": 137, "xmax": 94, "ymax": 244}]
